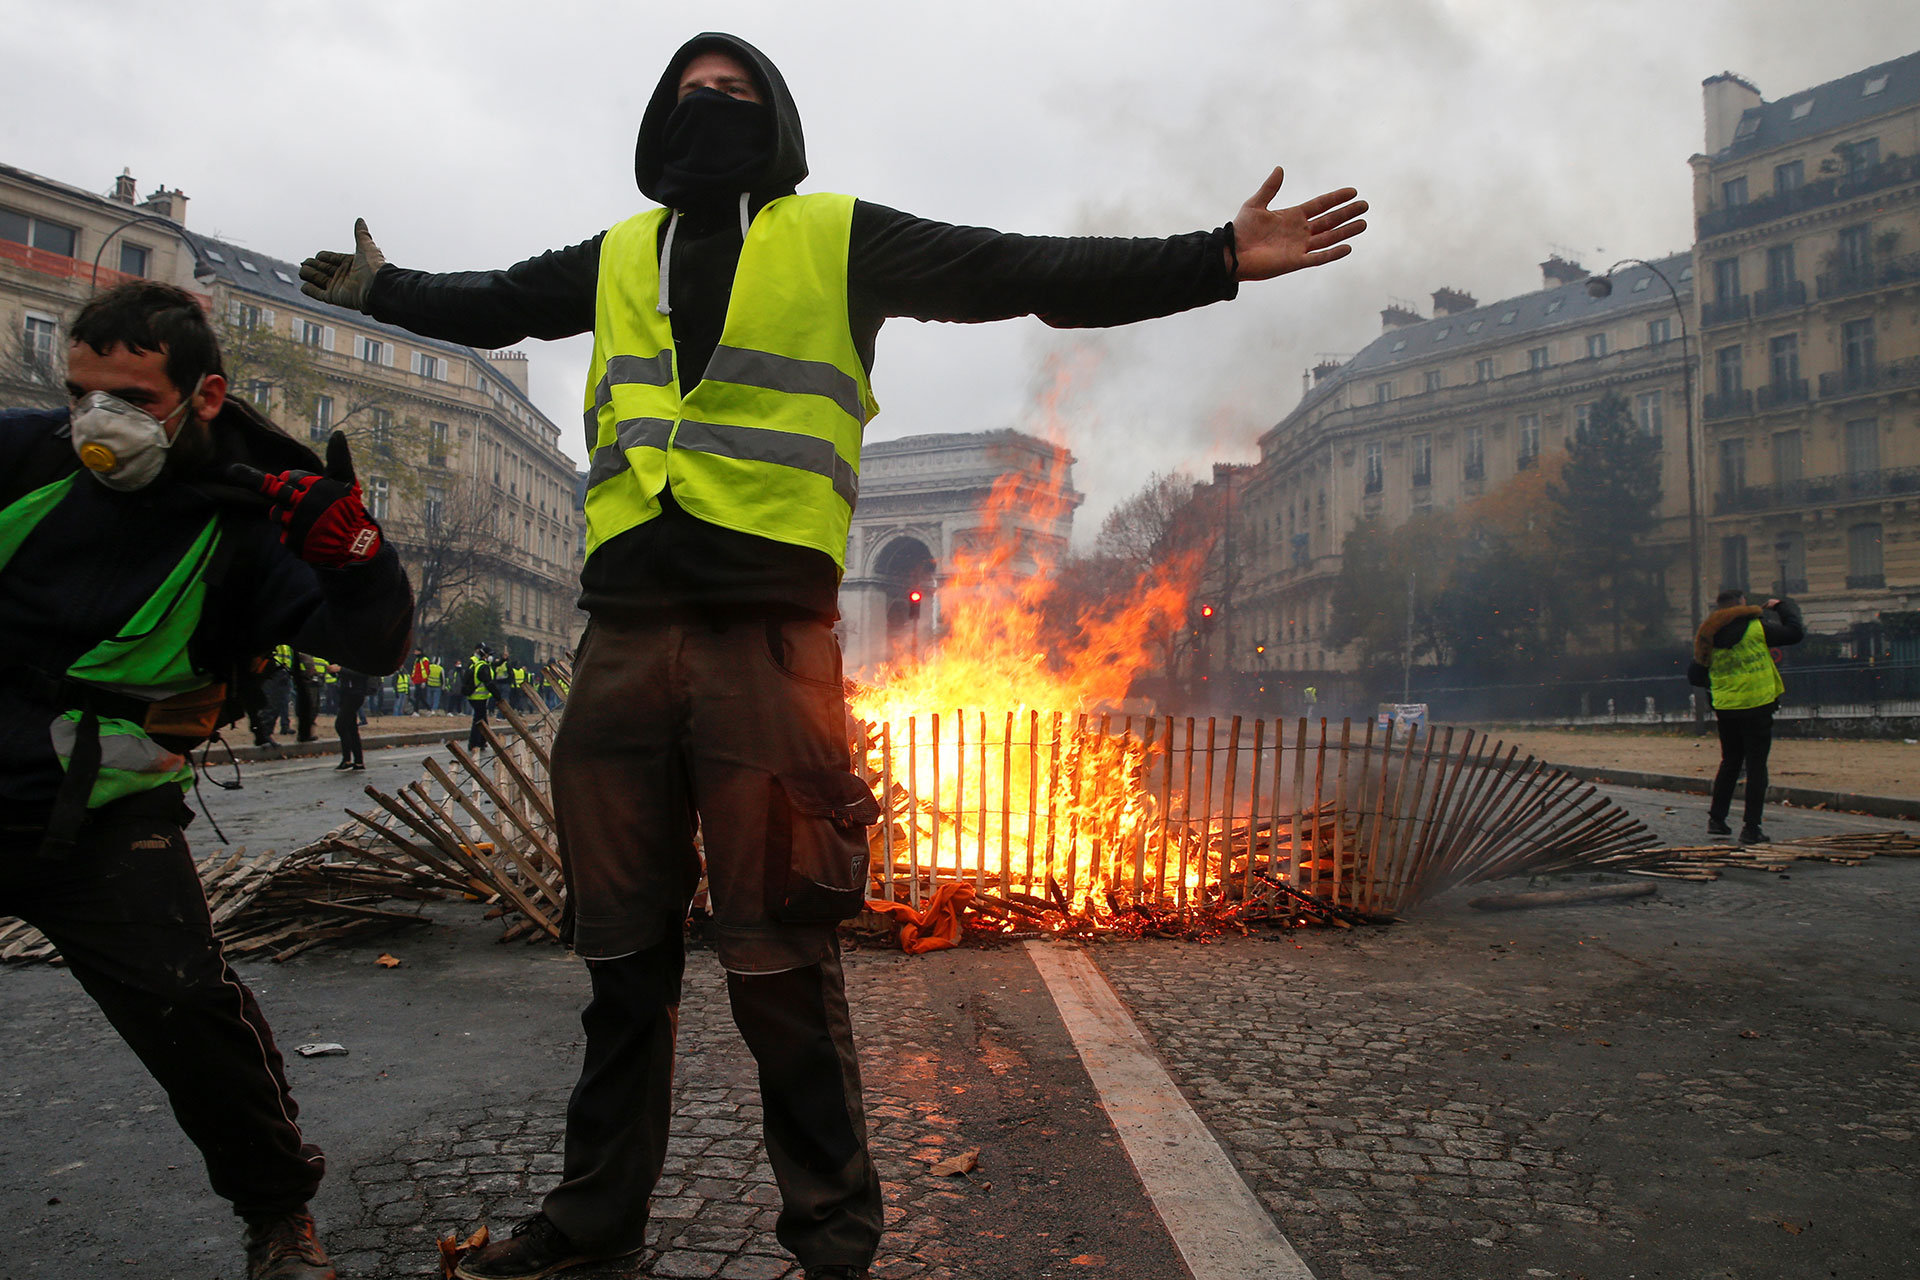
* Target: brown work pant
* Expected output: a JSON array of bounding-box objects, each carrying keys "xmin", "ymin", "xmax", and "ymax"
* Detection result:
[{"xmin": 539, "ymin": 617, "xmax": 882, "ymax": 1268}]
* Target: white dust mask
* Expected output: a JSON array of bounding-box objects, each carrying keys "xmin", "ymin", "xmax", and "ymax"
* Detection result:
[{"xmin": 69, "ymin": 376, "xmax": 202, "ymax": 491}]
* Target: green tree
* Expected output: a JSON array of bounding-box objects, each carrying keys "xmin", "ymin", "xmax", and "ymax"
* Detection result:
[
  {"xmin": 1548, "ymin": 390, "xmax": 1664, "ymax": 651},
  {"xmin": 436, "ymin": 595, "xmax": 505, "ymax": 659},
  {"xmin": 1329, "ymin": 509, "xmax": 1460, "ymax": 671}
]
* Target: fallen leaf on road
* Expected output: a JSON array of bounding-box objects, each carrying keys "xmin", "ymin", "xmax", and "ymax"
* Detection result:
[
  {"xmin": 377, "ymin": 953, "xmax": 401, "ymax": 968},
  {"xmin": 1739, "ymin": 1029, "xmax": 1762, "ymax": 1039},
  {"xmin": 438, "ymin": 1225, "xmax": 490, "ymax": 1278},
  {"xmin": 1071, "ymin": 1255, "xmax": 1107, "ymax": 1266},
  {"xmin": 1776, "ymin": 1220, "xmax": 1804, "ymax": 1235},
  {"xmin": 930, "ymin": 1149, "xmax": 979, "ymax": 1177}
]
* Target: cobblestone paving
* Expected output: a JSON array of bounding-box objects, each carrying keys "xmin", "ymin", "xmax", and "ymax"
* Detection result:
[
  {"xmin": 333, "ymin": 954, "xmax": 995, "ymax": 1280},
  {"xmin": 1093, "ymin": 868, "xmax": 1920, "ymax": 1280}
]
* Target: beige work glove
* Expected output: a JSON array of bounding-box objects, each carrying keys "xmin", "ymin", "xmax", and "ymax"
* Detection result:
[{"xmin": 299, "ymin": 218, "xmax": 386, "ymax": 312}]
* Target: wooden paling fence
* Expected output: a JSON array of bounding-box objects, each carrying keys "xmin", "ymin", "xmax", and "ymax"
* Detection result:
[{"xmin": 853, "ymin": 713, "xmax": 1664, "ymax": 919}]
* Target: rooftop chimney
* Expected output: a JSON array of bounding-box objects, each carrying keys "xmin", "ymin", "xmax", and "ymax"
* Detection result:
[
  {"xmin": 1311, "ymin": 358, "xmax": 1344, "ymax": 384},
  {"xmin": 1380, "ymin": 303, "xmax": 1424, "ymax": 331},
  {"xmin": 1431, "ymin": 287, "xmax": 1477, "ymax": 317},
  {"xmin": 1540, "ymin": 255, "xmax": 1588, "ymax": 289},
  {"xmin": 111, "ymin": 168, "xmax": 137, "ymax": 204},
  {"xmin": 138, "ymin": 185, "xmax": 188, "ymax": 224},
  {"xmin": 486, "ymin": 349, "xmax": 532, "ymax": 394},
  {"xmin": 1702, "ymin": 71, "xmax": 1763, "ymax": 155}
]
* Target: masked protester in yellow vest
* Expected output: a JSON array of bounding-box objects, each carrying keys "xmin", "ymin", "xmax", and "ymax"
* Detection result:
[
  {"xmin": 301, "ymin": 31, "xmax": 1367, "ymax": 1280},
  {"xmin": 0, "ymin": 282, "xmax": 413, "ymax": 1280},
  {"xmin": 1688, "ymin": 589, "xmax": 1805, "ymax": 845}
]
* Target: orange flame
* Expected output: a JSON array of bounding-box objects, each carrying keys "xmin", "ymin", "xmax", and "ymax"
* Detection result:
[{"xmin": 850, "ymin": 397, "xmax": 1208, "ymax": 916}]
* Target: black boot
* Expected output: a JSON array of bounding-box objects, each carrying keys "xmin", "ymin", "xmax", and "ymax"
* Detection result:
[
  {"xmin": 1707, "ymin": 815, "xmax": 1733, "ymax": 838},
  {"xmin": 453, "ymin": 1213, "xmax": 637, "ymax": 1280},
  {"xmin": 1739, "ymin": 824, "xmax": 1770, "ymax": 846}
]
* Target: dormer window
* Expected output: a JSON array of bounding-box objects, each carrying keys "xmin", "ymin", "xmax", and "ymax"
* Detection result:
[
  {"xmin": 1790, "ymin": 99, "xmax": 1814, "ymax": 120},
  {"xmin": 1863, "ymin": 75, "xmax": 1888, "ymax": 96}
]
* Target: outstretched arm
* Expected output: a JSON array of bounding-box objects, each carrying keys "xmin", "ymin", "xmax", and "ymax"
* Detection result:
[
  {"xmin": 1229, "ymin": 167, "xmax": 1368, "ymax": 281},
  {"xmin": 298, "ymin": 219, "xmax": 600, "ymax": 347}
]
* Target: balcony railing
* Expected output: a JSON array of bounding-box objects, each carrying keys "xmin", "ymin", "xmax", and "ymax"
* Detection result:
[
  {"xmin": 1847, "ymin": 573, "xmax": 1887, "ymax": 590},
  {"xmin": 1700, "ymin": 295, "xmax": 1751, "ymax": 327},
  {"xmin": 1755, "ymin": 378, "xmax": 1809, "ymax": 411},
  {"xmin": 1815, "ymin": 251, "xmax": 1920, "ymax": 302},
  {"xmin": 1696, "ymin": 154, "xmax": 1920, "ymax": 238},
  {"xmin": 1715, "ymin": 464, "xmax": 1920, "ymax": 514},
  {"xmin": 1703, "ymin": 388, "xmax": 1753, "ymax": 420},
  {"xmin": 1751, "ymin": 280, "xmax": 1807, "ymax": 317},
  {"xmin": 1817, "ymin": 357, "xmax": 1920, "ymax": 399}
]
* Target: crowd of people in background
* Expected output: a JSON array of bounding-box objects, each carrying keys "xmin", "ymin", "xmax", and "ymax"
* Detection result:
[{"xmin": 246, "ymin": 642, "xmax": 565, "ymax": 756}]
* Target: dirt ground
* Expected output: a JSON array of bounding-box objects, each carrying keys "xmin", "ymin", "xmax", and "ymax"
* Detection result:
[{"xmin": 1488, "ymin": 725, "xmax": 1918, "ymax": 799}]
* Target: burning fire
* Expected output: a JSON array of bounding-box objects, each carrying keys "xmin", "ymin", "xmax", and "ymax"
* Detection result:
[{"xmin": 850, "ymin": 423, "xmax": 1207, "ymax": 919}]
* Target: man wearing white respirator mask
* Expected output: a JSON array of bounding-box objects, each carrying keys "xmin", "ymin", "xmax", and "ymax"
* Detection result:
[{"xmin": 0, "ymin": 281, "xmax": 414, "ymax": 1280}]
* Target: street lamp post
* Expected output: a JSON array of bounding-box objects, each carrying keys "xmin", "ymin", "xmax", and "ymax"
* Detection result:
[
  {"xmin": 1587, "ymin": 260, "xmax": 1701, "ymax": 634},
  {"xmin": 89, "ymin": 212, "xmax": 219, "ymax": 292}
]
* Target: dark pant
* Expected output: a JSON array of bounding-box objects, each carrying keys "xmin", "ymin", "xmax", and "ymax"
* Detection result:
[
  {"xmin": 1711, "ymin": 703, "xmax": 1775, "ymax": 830},
  {"xmin": 542, "ymin": 945, "xmax": 879, "ymax": 1269},
  {"xmin": 467, "ymin": 698, "xmax": 490, "ymax": 749},
  {"xmin": 293, "ymin": 672, "xmax": 317, "ymax": 741},
  {"xmin": 336, "ymin": 693, "xmax": 365, "ymax": 765},
  {"xmin": 0, "ymin": 795, "xmax": 322, "ymax": 1216},
  {"xmin": 537, "ymin": 617, "xmax": 881, "ymax": 1269}
]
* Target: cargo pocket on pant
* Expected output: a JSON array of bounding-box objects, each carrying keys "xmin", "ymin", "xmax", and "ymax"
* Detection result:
[{"xmin": 768, "ymin": 769, "xmax": 880, "ymax": 924}]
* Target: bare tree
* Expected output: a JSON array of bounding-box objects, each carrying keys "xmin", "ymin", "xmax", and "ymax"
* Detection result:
[
  {"xmin": 0, "ymin": 313, "xmax": 67, "ymax": 411},
  {"xmin": 394, "ymin": 473, "xmax": 508, "ymax": 649}
]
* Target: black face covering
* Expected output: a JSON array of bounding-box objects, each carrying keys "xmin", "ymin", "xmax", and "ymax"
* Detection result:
[{"xmin": 655, "ymin": 87, "xmax": 773, "ymax": 209}]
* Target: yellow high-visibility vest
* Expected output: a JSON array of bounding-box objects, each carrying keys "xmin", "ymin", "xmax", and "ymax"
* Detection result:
[
  {"xmin": 1709, "ymin": 619, "xmax": 1785, "ymax": 711},
  {"xmin": 580, "ymin": 192, "xmax": 877, "ymax": 570}
]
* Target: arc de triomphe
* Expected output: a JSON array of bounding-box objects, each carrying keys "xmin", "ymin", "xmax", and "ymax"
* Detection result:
[{"xmin": 839, "ymin": 430, "xmax": 1081, "ymax": 676}]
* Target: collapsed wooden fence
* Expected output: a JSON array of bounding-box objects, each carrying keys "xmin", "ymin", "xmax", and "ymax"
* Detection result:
[{"xmin": 854, "ymin": 712, "xmax": 1663, "ymax": 919}]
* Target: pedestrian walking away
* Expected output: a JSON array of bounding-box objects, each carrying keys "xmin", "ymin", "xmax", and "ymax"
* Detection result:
[
  {"xmin": 1689, "ymin": 588, "xmax": 1805, "ymax": 845},
  {"xmin": 301, "ymin": 29, "xmax": 1367, "ymax": 1280},
  {"xmin": 0, "ymin": 282, "xmax": 414, "ymax": 1279}
]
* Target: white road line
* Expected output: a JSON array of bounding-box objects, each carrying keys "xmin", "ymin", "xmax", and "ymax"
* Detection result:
[{"xmin": 1025, "ymin": 941, "xmax": 1316, "ymax": 1280}]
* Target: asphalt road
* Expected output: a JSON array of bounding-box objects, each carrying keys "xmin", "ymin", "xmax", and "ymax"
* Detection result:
[{"xmin": 1, "ymin": 747, "xmax": 1915, "ymax": 1279}]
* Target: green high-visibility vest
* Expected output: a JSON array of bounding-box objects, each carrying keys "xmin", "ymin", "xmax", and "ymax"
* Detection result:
[
  {"xmin": 0, "ymin": 474, "xmax": 218, "ymax": 808},
  {"xmin": 1709, "ymin": 618, "xmax": 1784, "ymax": 711},
  {"xmin": 581, "ymin": 192, "xmax": 878, "ymax": 569}
]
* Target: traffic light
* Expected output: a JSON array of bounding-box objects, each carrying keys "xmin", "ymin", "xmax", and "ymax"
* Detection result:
[
  {"xmin": 907, "ymin": 589, "xmax": 923, "ymax": 621},
  {"xmin": 1198, "ymin": 603, "xmax": 1215, "ymax": 631}
]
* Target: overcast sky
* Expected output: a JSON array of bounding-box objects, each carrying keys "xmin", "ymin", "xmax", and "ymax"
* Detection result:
[{"xmin": 9, "ymin": 1, "xmax": 1918, "ymax": 540}]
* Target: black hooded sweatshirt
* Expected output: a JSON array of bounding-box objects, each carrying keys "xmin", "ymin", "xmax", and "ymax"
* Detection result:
[{"xmin": 364, "ymin": 32, "xmax": 1239, "ymax": 622}]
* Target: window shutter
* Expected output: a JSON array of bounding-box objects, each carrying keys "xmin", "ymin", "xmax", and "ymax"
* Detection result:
[
  {"xmin": 323, "ymin": 325, "xmax": 336, "ymax": 352},
  {"xmin": 384, "ymin": 343, "xmax": 395, "ymax": 367},
  {"xmin": 262, "ymin": 308, "xmax": 276, "ymax": 328}
]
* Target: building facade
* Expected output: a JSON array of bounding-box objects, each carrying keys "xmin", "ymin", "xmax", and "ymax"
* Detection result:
[
  {"xmin": 1236, "ymin": 255, "xmax": 1696, "ymax": 675},
  {"xmin": 0, "ymin": 161, "xmax": 586, "ymax": 663},
  {"xmin": 1691, "ymin": 52, "xmax": 1920, "ymax": 642}
]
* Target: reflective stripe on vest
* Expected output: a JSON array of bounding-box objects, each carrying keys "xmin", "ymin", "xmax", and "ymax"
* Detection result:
[
  {"xmin": 581, "ymin": 192, "xmax": 877, "ymax": 568},
  {"xmin": 0, "ymin": 474, "xmax": 218, "ymax": 807},
  {"xmin": 1708, "ymin": 618, "xmax": 1785, "ymax": 711}
]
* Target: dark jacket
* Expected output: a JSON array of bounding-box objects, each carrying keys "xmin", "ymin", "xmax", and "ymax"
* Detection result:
[
  {"xmin": 0, "ymin": 399, "xmax": 415, "ymax": 822},
  {"xmin": 1686, "ymin": 598, "xmax": 1805, "ymax": 690},
  {"xmin": 362, "ymin": 31, "xmax": 1237, "ymax": 624}
]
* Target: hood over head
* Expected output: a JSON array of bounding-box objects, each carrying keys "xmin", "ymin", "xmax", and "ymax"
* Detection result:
[{"xmin": 635, "ymin": 32, "xmax": 808, "ymax": 209}]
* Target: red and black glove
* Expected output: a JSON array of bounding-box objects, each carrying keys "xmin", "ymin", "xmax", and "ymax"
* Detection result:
[{"xmin": 229, "ymin": 431, "xmax": 383, "ymax": 568}]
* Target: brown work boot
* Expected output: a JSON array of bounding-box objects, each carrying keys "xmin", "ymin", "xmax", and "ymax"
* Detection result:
[{"xmin": 243, "ymin": 1209, "xmax": 337, "ymax": 1280}]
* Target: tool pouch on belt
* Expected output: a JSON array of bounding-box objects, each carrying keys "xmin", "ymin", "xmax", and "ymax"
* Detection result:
[{"xmin": 767, "ymin": 768, "xmax": 880, "ymax": 924}]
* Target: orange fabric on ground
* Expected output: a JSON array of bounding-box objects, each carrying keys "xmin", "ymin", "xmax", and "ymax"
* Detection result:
[{"xmin": 866, "ymin": 883, "xmax": 977, "ymax": 954}]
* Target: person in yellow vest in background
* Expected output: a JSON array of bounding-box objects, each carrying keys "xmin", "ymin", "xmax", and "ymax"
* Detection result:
[
  {"xmin": 390, "ymin": 666, "xmax": 409, "ymax": 717},
  {"xmin": 294, "ymin": 651, "xmax": 323, "ymax": 741},
  {"xmin": 427, "ymin": 654, "xmax": 446, "ymax": 712},
  {"xmin": 1689, "ymin": 588, "xmax": 1804, "ymax": 845},
  {"xmin": 463, "ymin": 642, "xmax": 496, "ymax": 751},
  {"xmin": 302, "ymin": 31, "xmax": 1367, "ymax": 1280}
]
